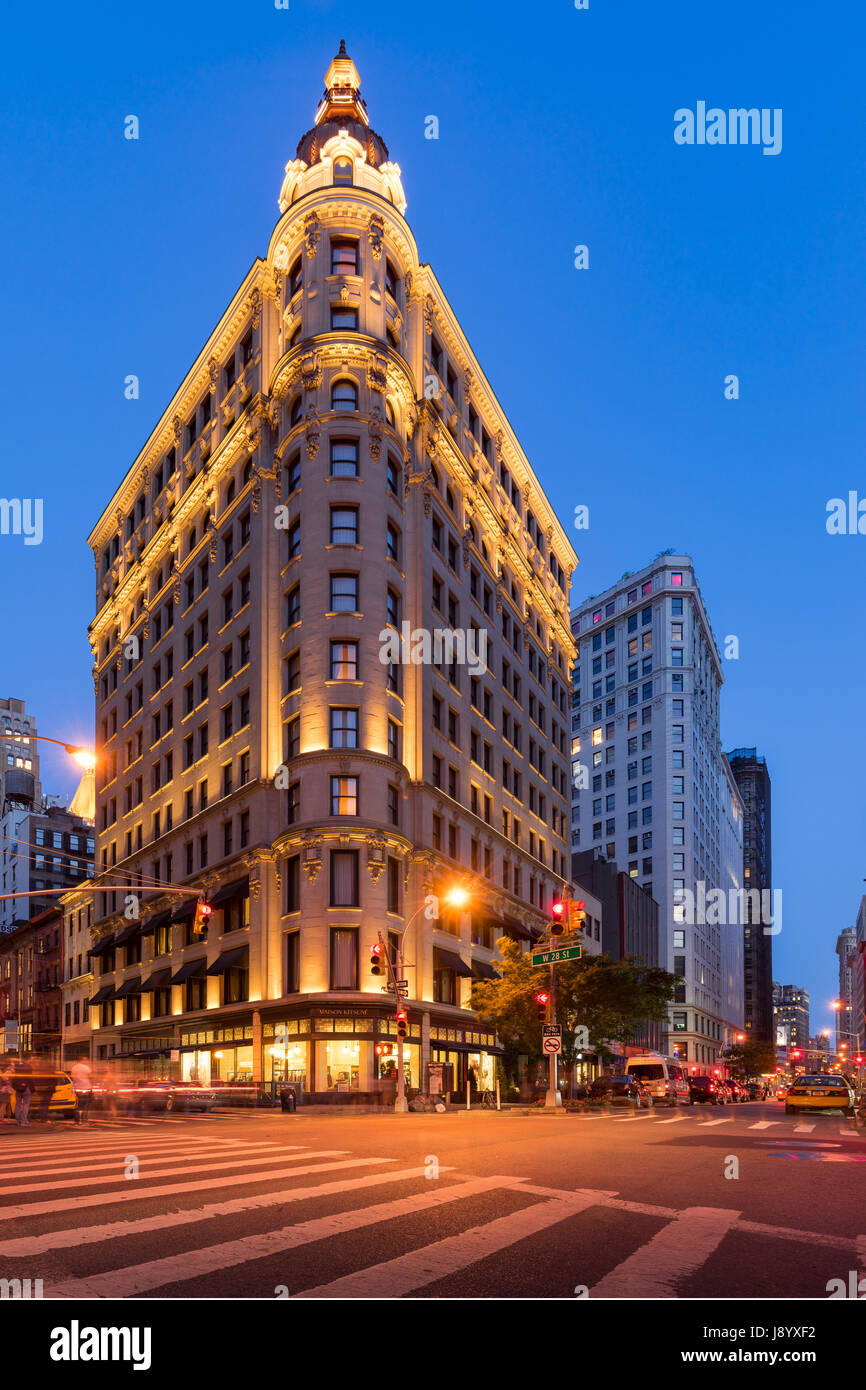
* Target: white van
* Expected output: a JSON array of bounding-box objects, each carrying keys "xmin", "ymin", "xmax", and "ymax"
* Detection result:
[{"xmin": 625, "ymin": 1054, "xmax": 689, "ymax": 1107}]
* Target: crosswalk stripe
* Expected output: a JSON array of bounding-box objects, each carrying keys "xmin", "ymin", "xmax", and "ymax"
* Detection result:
[
  {"xmin": 49, "ymin": 1174, "xmax": 519, "ymax": 1297},
  {"xmin": 654, "ymin": 1115, "xmax": 688, "ymax": 1125},
  {"xmin": 0, "ymin": 1160, "xmax": 430, "ymax": 1258},
  {"xmin": 0, "ymin": 1143, "xmax": 294, "ymax": 1182},
  {"xmin": 0, "ymin": 1147, "xmax": 335, "ymax": 1197},
  {"xmin": 748, "ymin": 1121, "xmax": 779, "ymax": 1130},
  {"xmin": 697, "ymin": 1118, "xmax": 733, "ymax": 1127},
  {"xmin": 0, "ymin": 1151, "xmax": 357, "ymax": 1220},
  {"xmin": 794, "ymin": 1124, "xmax": 815, "ymax": 1133},
  {"xmin": 589, "ymin": 1205, "xmax": 741, "ymax": 1297},
  {"xmin": 294, "ymin": 1189, "xmax": 596, "ymax": 1299}
]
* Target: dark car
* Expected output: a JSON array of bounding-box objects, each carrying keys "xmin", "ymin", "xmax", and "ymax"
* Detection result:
[
  {"xmin": 118, "ymin": 1079, "xmax": 218, "ymax": 1113},
  {"xmin": 587, "ymin": 1075, "xmax": 653, "ymax": 1109},
  {"xmin": 745, "ymin": 1083, "xmax": 763, "ymax": 1100},
  {"xmin": 688, "ymin": 1075, "xmax": 725, "ymax": 1105}
]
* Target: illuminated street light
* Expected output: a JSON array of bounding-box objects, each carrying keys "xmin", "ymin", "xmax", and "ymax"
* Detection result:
[{"xmin": 7, "ymin": 732, "xmax": 97, "ymax": 767}]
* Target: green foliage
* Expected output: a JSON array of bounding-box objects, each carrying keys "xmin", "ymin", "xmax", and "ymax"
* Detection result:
[
  {"xmin": 470, "ymin": 939, "xmax": 678, "ymax": 1070},
  {"xmin": 722, "ymin": 1038, "xmax": 776, "ymax": 1079}
]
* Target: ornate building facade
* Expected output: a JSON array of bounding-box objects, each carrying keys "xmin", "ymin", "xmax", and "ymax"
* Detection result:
[{"xmin": 76, "ymin": 44, "xmax": 577, "ymax": 1099}]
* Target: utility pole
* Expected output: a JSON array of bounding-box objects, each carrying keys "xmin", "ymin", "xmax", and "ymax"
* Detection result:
[{"xmin": 545, "ymin": 961, "xmax": 560, "ymax": 1109}]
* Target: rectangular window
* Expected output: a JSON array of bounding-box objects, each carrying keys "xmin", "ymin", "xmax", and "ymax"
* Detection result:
[
  {"xmin": 285, "ymin": 854, "xmax": 301, "ymax": 913},
  {"xmin": 330, "ymin": 640, "xmax": 358, "ymax": 680},
  {"xmin": 331, "ymin": 238, "xmax": 359, "ymax": 275},
  {"xmin": 285, "ymin": 931, "xmax": 300, "ymax": 993},
  {"xmin": 330, "ymin": 573, "xmax": 358, "ymax": 611},
  {"xmin": 330, "ymin": 707, "xmax": 358, "ymax": 748},
  {"xmin": 330, "ymin": 849, "xmax": 359, "ymax": 907},
  {"xmin": 330, "ymin": 927, "xmax": 359, "ymax": 990},
  {"xmin": 330, "ymin": 439, "xmax": 359, "ymax": 477},
  {"xmin": 330, "ymin": 775, "xmax": 358, "ymax": 816},
  {"xmin": 330, "ymin": 507, "xmax": 358, "ymax": 545}
]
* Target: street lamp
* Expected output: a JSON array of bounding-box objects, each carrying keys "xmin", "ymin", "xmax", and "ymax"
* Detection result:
[
  {"xmin": 7, "ymin": 732, "xmax": 96, "ymax": 768},
  {"xmin": 382, "ymin": 880, "xmax": 471, "ymax": 1113}
]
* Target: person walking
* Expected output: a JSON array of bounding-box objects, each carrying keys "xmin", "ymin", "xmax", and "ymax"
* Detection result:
[
  {"xmin": 0, "ymin": 1064, "xmax": 13, "ymax": 1121},
  {"xmin": 70, "ymin": 1060, "xmax": 93, "ymax": 1125},
  {"xmin": 279, "ymin": 1085, "xmax": 296, "ymax": 1114},
  {"xmin": 34, "ymin": 1066, "xmax": 56, "ymax": 1124},
  {"xmin": 12, "ymin": 1060, "xmax": 34, "ymax": 1128}
]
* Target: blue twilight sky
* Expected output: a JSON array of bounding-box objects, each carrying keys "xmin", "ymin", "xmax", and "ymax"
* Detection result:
[{"xmin": 1, "ymin": 0, "xmax": 863, "ymax": 1033}]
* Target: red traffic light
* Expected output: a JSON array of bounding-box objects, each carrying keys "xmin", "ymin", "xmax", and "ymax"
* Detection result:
[
  {"xmin": 856, "ymin": 1056, "xmax": 864, "ymax": 1064},
  {"xmin": 370, "ymin": 941, "xmax": 384, "ymax": 975},
  {"xmin": 550, "ymin": 902, "xmax": 565, "ymax": 936},
  {"xmin": 535, "ymin": 991, "xmax": 550, "ymax": 1006},
  {"xmin": 551, "ymin": 902, "xmax": 565, "ymax": 916},
  {"xmin": 199, "ymin": 902, "xmax": 212, "ymax": 918},
  {"xmin": 395, "ymin": 1009, "xmax": 408, "ymax": 1039}
]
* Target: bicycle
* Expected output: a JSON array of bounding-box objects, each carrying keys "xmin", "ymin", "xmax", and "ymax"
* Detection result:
[{"xmin": 480, "ymin": 1088, "xmax": 497, "ymax": 1109}]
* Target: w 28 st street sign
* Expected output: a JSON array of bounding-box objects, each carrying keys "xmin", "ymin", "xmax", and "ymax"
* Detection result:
[{"xmin": 531, "ymin": 945, "xmax": 581, "ymax": 966}]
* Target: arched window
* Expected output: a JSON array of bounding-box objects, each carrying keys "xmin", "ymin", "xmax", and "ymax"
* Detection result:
[
  {"xmin": 334, "ymin": 158, "xmax": 353, "ymax": 186},
  {"xmin": 446, "ymin": 487, "xmax": 455, "ymax": 513},
  {"xmin": 331, "ymin": 379, "xmax": 358, "ymax": 412},
  {"xmin": 290, "ymin": 396, "xmax": 303, "ymax": 426}
]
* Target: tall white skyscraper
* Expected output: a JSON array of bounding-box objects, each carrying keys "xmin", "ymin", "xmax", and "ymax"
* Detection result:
[{"xmin": 570, "ymin": 553, "xmax": 744, "ymax": 1069}]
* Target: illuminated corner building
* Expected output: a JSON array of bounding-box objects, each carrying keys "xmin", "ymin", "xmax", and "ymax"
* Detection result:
[
  {"xmin": 80, "ymin": 44, "xmax": 577, "ymax": 1099},
  {"xmin": 570, "ymin": 554, "xmax": 744, "ymax": 1071},
  {"xmin": 725, "ymin": 748, "xmax": 773, "ymax": 1044}
]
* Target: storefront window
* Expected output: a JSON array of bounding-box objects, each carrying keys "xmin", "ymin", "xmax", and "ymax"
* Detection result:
[{"xmin": 318, "ymin": 1038, "xmax": 363, "ymax": 1091}]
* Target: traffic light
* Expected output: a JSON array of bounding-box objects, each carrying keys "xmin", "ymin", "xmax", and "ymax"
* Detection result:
[
  {"xmin": 550, "ymin": 901, "xmax": 565, "ymax": 936},
  {"xmin": 370, "ymin": 941, "xmax": 384, "ymax": 976},
  {"xmin": 375, "ymin": 1043, "xmax": 393, "ymax": 1057},
  {"xmin": 535, "ymin": 990, "xmax": 550, "ymax": 1022},
  {"xmin": 571, "ymin": 899, "xmax": 586, "ymax": 931},
  {"xmin": 194, "ymin": 900, "xmax": 213, "ymax": 936},
  {"xmin": 395, "ymin": 1009, "xmax": 408, "ymax": 1040}
]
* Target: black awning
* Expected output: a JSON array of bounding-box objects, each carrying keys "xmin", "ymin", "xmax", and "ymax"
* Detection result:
[
  {"xmin": 171, "ymin": 900, "xmax": 198, "ymax": 924},
  {"xmin": 471, "ymin": 959, "xmax": 500, "ymax": 982},
  {"xmin": 503, "ymin": 917, "xmax": 533, "ymax": 941},
  {"xmin": 113, "ymin": 976, "xmax": 142, "ymax": 999},
  {"xmin": 433, "ymin": 947, "xmax": 473, "ymax": 978},
  {"xmin": 206, "ymin": 946, "xmax": 249, "ymax": 975},
  {"xmin": 140, "ymin": 911, "xmax": 171, "ymax": 937},
  {"xmin": 88, "ymin": 934, "xmax": 116, "ymax": 958},
  {"xmin": 114, "ymin": 921, "xmax": 142, "ymax": 946},
  {"xmin": 140, "ymin": 968, "xmax": 172, "ymax": 992},
  {"xmin": 89, "ymin": 985, "xmax": 116, "ymax": 1005},
  {"xmin": 209, "ymin": 878, "xmax": 249, "ymax": 908},
  {"xmin": 169, "ymin": 957, "xmax": 207, "ymax": 985}
]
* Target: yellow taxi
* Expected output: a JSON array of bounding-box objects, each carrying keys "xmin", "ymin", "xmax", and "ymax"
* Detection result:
[
  {"xmin": 784, "ymin": 1073, "xmax": 855, "ymax": 1115},
  {"xmin": 4, "ymin": 1069, "xmax": 77, "ymax": 1120}
]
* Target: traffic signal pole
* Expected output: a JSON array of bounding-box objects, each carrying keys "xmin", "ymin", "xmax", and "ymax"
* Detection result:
[
  {"xmin": 394, "ymin": 945, "xmax": 408, "ymax": 1113},
  {"xmin": 545, "ymin": 962, "xmax": 561, "ymax": 1109}
]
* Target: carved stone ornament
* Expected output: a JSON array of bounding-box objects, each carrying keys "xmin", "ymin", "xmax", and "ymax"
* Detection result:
[
  {"xmin": 404, "ymin": 269, "xmax": 413, "ymax": 301},
  {"xmin": 367, "ymin": 355, "xmax": 388, "ymax": 394},
  {"xmin": 304, "ymin": 406, "xmax": 321, "ymax": 460},
  {"xmin": 422, "ymin": 487, "xmax": 432, "ymax": 519},
  {"xmin": 172, "ymin": 561, "xmax": 182, "ymax": 605},
  {"xmin": 464, "ymin": 367, "xmax": 473, "ymax": 397},
  {"xmin": 366, "ymin": 832, "xmax": 386, "ymax": 883},
  {"xmin": 207, "ymin": 516, "xmax": 218, "ymax": 561},
  {"xmin": 208, "ymin": 356, "xmax": 219, "ymax": 394},
  {"xmin": 367, "ymin": 213, "xmax": 385, "ymax": 260},
  {"xmin": 423, "ymin": 294, "xmax": 434, "ymax": 335},
  {"xmin": 273, "ymin": 243, "xmax": 290, "ymax": 273},
  {"xmin": 462, "ymin": 532, "xmax": 470, "ymax": 569},
  {"xmin": 302, "ymin": 833, "xmax": 323, "ymax": 883},
  {"xmin": 172, "ymin": 414, "xmax": 183, "ymax": 444},
  {"xmin": 368, "ymin": 409, "xmax": 382, "ymax": 461},
  {"xmin": 304, "ymin": 212, "xmax": 321, "ymax": 259},
  {"xmin": 251, "ymin": 470, "xmax": 262, "ymax": 515},
  {"xmin": 300, "ymin": 353, "xmax": 322, "ymax": 392},
  {"xmin": 250, "ymin": 287, "xmax": 262, "ymax": 331}
]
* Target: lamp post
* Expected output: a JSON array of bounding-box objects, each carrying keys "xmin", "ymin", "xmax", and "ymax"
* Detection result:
[{"xmin": 381, "ymin": 882, "xmax": 470, "ymax": 1114}]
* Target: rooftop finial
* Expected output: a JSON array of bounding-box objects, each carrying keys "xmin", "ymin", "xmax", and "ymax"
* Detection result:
[{"xmin": 338, "ymin": 38, "xmax": 347, "ymax": 56}]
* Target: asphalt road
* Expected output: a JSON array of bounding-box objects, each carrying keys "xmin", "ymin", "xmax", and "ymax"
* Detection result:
[{"xmin": 1, "ymin": 1100, "xmax": 863, "ymax": 1299}]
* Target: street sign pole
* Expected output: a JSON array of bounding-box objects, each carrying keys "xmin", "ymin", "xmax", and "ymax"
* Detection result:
[
  {"xmin": 545, "ymin": 962, "xmax": 561, "ymax": 1108},
  {"xmin": 394, "ymin": 944, "xmax": 408, "ymax": 1114}
]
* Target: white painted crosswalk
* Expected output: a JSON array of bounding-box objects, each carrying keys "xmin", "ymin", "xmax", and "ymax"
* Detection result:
[{"xmin": 0, "ymin": 1126, "xmax": 863, "ymax": 1299}]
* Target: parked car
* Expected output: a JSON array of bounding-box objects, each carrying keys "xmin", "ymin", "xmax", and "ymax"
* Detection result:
[
  {"xmin": 728, "ymin": 1081, "xmax": 748, "ymax": 1103},
  {"xmin": 4, "ymin": 1068, "xmax": 77, "ymax": 1120},
  {"xmin": 587, "ymin": 1075, "xmax": 653, "ymax": 1109},
  {"xmin": 745, "ymin": 1083, "xmax": 763, "ymax": 1100},
  {"xmin": 688, "ymin": 1075, "xmax": 725, "ymax": 1105},
  {"xmin": 118, "ymin": 1080, "xmax": 218, "ymax": 1113},
  {"xmin": 624, "ymin": 1054, "xmax": 689, "ymax": 1107},
  {"xmin": 775, "ymin": 1086, "xmax": 788, "ymax": 1101}
]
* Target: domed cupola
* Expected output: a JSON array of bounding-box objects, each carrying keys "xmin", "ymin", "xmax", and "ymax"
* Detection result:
[{"xmin": 279, "ymin": 42, "xmax": 406, "ymax": 215}]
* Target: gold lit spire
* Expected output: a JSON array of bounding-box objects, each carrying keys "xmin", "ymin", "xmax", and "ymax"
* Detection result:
[{"xmin": 316, "ymin": 39, "xmax": 368, "ymax": 128}]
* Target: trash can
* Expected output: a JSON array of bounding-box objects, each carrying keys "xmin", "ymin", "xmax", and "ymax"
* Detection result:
[{"xmin": 279, "ymin": 1086, "xmax": 296, "ymax": 1114}]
